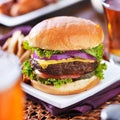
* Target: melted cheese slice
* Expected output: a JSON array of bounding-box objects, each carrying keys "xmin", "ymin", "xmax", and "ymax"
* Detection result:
[{"xmin": 36, "ymin": 58, "xmax": 94, "ymax": 69}]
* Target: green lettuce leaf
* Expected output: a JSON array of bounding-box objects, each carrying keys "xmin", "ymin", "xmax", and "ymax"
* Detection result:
[
  {"xmin": 85, "ymin": 44, "xmax": 104, "ymax": 62},
  {"xmin": 85, "ymin": 44, "xmax": 107, "ymax": 79},
  {"xmin": 40, "ymin": 78, "xmax": 73, "ymax": 88},
  {"xmin": 36, "ymin": 49, "xmax": 63, "ymax": 58},
  {"xmin": 95, "ymin": 63, "xmax": 107, "ymax": 79},
  {"xmin": 23, "ymin": 41, "xmax": 32, "ymax": 50},
  {"xmin": 22, "ymin": 60, "xmax": 34, "ymax": 79}
]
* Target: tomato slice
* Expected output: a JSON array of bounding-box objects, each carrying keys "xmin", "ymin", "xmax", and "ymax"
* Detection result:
[{"xmin": 38, "ymin": 72, "xmax": 81, "ymax": 79}]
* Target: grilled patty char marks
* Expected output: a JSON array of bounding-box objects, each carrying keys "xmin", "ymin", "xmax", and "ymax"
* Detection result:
[{"xmin": 30, "ymin": 58, "xmax": 98, "ymax": 76}]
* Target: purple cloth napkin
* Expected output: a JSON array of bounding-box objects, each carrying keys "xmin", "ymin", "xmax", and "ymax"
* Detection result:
[{"xmin": 1, "ymin": 26, "xmax": 120, "ymax": 117}]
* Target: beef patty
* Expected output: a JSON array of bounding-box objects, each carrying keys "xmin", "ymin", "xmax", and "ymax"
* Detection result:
[{"xmin": 30, "ymin": 58, "xmax": 98, "ymax": 76}]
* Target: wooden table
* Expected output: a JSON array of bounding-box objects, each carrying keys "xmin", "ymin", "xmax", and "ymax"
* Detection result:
[{"xmin": 0, "ymin": 0, "xmax": 120, "ymax": 119}]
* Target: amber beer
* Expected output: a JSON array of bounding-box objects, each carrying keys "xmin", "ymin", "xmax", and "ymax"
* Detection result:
[
  {"xmin": 0, "ymin": 51, "xmax": 24, "ymax": 120},
  {"xmin": 102, "ymin": 0, "xmax": 120, "ymax": 64}
]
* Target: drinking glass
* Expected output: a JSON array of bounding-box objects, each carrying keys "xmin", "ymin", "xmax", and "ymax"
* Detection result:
[
  {"xmin": 0, "ymin": 50, "xmax": 24, "ymax": 120},
  {"xmin": 102, "ymin": 0, "xmax": 120, "ymax": 65}
]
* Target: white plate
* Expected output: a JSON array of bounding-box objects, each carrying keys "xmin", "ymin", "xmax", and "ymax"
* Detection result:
[
  {"xmin": 0, "ymin": 0, "xmax": 84, "ymax": 27},
  {"xmin": 22, "ymin": 61, "xmax": 120, "ymax": 108}
]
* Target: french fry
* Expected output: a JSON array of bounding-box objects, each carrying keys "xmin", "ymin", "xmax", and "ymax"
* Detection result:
[
  {"xmin": 2, "ymin": 38, "xmax": 12, "ymax": 51},
  {"xmin": 2, "ymin": 30, "xmax": 30, "ymax": 63},
  {"xmin": 17, "ymin": 33, "xmax": 25, "ymax": 57},
  {"xmin": 7, "ymin": 31, "xmax": 21, "ymax": 54},
  {"xmin": 20, "ymin": 50, "xmax": 31, "ymax": 63}
]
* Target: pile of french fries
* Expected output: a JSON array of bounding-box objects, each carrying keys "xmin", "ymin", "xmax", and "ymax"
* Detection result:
[{"xmin": 2, "ymin": 31, "xmax": 31, "ymax": 63}]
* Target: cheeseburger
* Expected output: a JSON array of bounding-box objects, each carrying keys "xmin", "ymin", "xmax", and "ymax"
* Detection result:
[{"xmin": 22, "ymin": 16, "xmax": 107, "ymax": 95}]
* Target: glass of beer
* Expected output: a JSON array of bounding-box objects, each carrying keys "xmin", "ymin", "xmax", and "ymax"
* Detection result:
[
  {"xmin": 0, "ymin": 50, "xmax": 24, "ymax": 120},
  {"xmin": 102, "ymin": 0, "xmax": 120, "ymax": 65}
]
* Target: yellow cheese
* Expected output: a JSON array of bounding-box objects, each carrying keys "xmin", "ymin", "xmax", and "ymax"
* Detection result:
[{"xmin": 36, "ymin": 58, "xmax": 94, "ymax": 69}]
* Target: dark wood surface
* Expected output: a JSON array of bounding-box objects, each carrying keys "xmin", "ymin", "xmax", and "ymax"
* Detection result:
[{"xmin": 0, "ymin": 0, "xmax": 120, "ymax": 119}]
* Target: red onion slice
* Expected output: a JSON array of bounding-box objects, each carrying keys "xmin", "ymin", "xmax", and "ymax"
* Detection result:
[
  {"xmin": 33, "ymin": 51, "xmax": 40, "ymax": 59},
  {"xmin": 64, "ymin": 51, "xmax": 96, "ymax": 60},
  {"xmin": 33, "ymin": 51, "xmax": 71, "ymax": 60},
  {"xmin": 33, "ymin": 50, "xmax": 96, "ymax": 60}
]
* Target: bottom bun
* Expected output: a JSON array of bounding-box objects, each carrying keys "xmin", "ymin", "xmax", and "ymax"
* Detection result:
[{"xmin": 31, "ymin": 76, "xmax": 100, "ymax": 95}]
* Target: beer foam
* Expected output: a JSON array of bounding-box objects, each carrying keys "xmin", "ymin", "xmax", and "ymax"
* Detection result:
[{"xmin": 0, "ymin": 50, "xmax": 21, "ymax": 92}]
